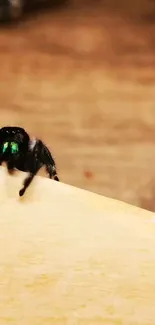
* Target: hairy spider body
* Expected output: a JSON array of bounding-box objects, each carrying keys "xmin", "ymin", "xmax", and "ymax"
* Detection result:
[{"xmin": 0, "ymin": 126, "xmax": 59, "ymax": 196}]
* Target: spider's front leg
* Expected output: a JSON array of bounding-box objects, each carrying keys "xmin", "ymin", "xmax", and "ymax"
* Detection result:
[
  {"xmin": 19, "ymin": 162, "xmax": 42, "ymax": 196},
  {"xmin": 19, "ymin": 150, "xmax": 42, "ymax": 197},
  {"xmin": 19, "ymin": 172, "xmax": 36, "ymax": 197}
]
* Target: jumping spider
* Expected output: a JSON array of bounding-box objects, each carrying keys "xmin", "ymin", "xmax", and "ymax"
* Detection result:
[{"xmin": 0, "ymin": 126, "xmax": 59, "ymax": 196}]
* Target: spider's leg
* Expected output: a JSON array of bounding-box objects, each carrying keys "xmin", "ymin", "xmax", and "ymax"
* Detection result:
[
  {"xmin": 19, "ymin": 148, "xmax": 42, "ymax": 196},
  {"xmin": 19, "ymin": 172, "xmax": 36, "ymax": 197},
  {"xmin": 46, "ymin": 163, "xmax": 59, "ymax": 181},
  {"xmin": 41, "ymin": 141, "xmax": 59, "ymax": 181}
]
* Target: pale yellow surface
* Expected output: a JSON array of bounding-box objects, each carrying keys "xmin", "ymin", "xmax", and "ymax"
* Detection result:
[{"xmin": 0, "ymin": 166, "xmax": 155, "ymax": 325}]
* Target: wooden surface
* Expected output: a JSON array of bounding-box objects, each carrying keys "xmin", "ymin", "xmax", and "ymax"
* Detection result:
[
  {"xmin": 0, "ymin": 166, "xmax": 155, "ymax": 324},
  {"xmin": 0, "ymin": 3, "xmax": 155, "ymax": 211}
]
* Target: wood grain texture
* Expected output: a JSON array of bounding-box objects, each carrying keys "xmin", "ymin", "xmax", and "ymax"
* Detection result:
[{"xmin": 0, "ymin": 166, "xmax": 155, "ymax": 324}]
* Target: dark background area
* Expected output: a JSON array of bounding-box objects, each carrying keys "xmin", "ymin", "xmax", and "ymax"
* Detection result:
[{"xmin": 1, "ymin": 0, "xmax": 155, "ymax": 211}]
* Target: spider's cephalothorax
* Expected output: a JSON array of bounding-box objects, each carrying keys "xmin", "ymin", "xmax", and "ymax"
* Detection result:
[{"xmin": 0, "ymin": 126, "xmax": 59, "ymax": 196}]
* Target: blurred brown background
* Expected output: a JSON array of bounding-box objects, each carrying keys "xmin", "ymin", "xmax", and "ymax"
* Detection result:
[{"xmin": 0, "ymin": 0, "xmax": 155, "ymax": 211}]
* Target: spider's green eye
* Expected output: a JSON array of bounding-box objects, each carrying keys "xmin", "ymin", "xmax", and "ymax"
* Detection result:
[
  {"xmin": 11, "ymin": 142, "xmax": 19, "ymax": 154},
  {"xmin": 2, "ymin": 142, "xmax": 19, "ymax": 154},
  {"xmin": 2, "ymin": 142, "xmax": 8, "ymax": 153}
]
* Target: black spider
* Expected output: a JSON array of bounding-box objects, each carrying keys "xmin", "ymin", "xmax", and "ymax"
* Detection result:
[{"xmin": 0, "ymin": 126, "xmax": 59, "ymax": 196}]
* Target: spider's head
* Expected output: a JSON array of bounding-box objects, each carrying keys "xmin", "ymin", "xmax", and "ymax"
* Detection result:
[{"xmin": 0, "ymin": 126, "xmax": 30, "ymax": 159}]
